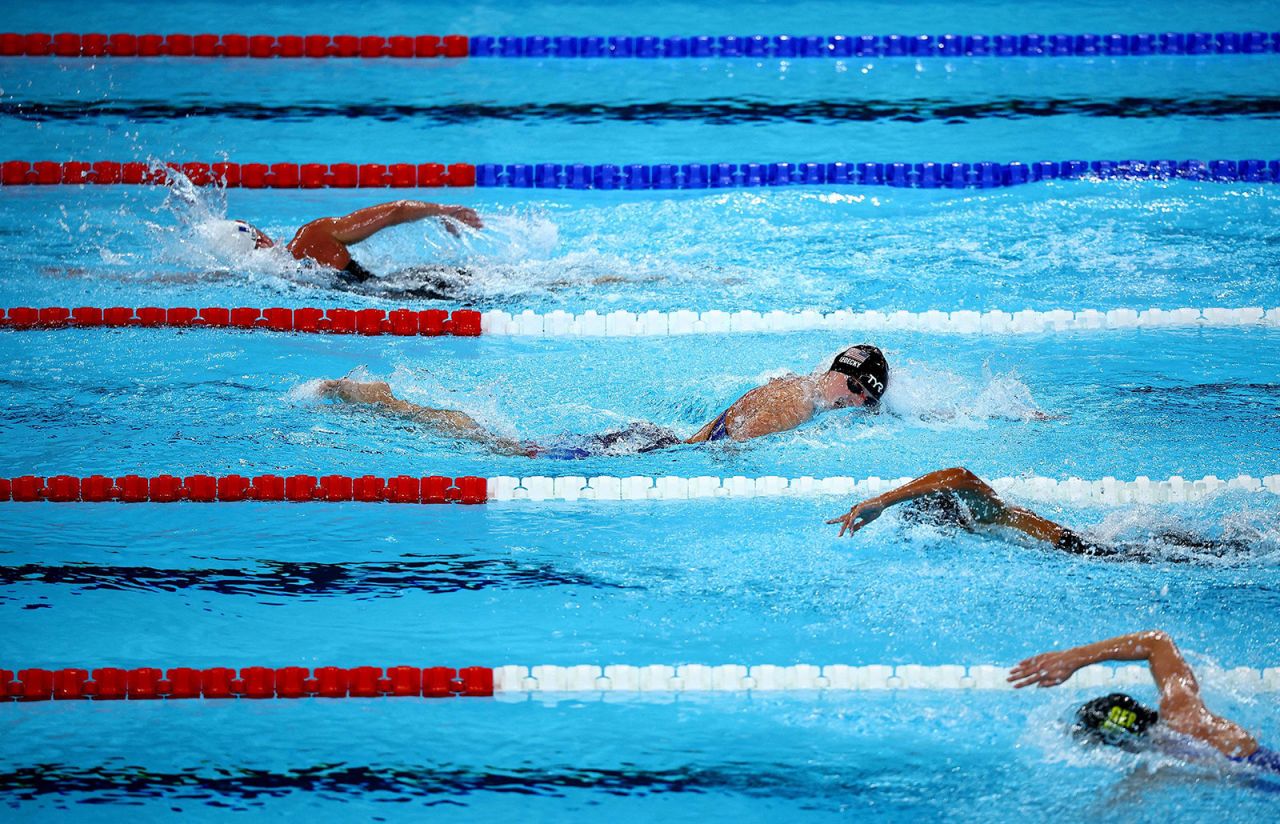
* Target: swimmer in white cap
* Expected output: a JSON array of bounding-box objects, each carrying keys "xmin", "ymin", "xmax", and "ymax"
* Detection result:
[{"xmin": 211, "ymin": 200, "xmax": 483, "ymax": 297}]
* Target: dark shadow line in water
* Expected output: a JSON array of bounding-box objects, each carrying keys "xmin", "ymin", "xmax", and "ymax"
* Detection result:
[
  {"xmin": 1125, "ymin": 383, "xmax": 1280, "ymax": 396},
  {"xmin": 3, "ymin": 96, "xmax": 1280, "ymax": 125},
  {"xmin": 0, "ymin": 763, "xmax": 855, "ymax": 806},
  {"xmin": 0, "ymin": 559, "xmax": 625, "ymax": 599}
]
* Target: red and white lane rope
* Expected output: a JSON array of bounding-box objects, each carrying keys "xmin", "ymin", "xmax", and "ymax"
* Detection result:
[
  {"xmin": 3, "ymin": 662, "xmax": 1277, "ymax": 701},
  {"xmin": 2, "ymin": 474, "xmax": 1277, "ymax": 505},
  {"xmin": 3, "ymin": 306, "xmax": 1278, "ymax": 337}
]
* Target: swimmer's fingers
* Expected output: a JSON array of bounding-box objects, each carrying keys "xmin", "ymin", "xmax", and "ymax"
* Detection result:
[
  {"xmin": 1008, "ymin": 654, "xmax": 1069, "ymax": 688},
  {"xmin": 317, "ymin": 379, "xmax": 343, "ymax": 398},
  {"xmin": 442, "ymin": 207, "xmax": 484, "ymax": 232},
  {"xmin": 826, "ymin": 509, "xmax": 872, "ymax": 538},
  {"xmin": 825, "ymin": 510, "xmax": 856, "ymax": 537}
]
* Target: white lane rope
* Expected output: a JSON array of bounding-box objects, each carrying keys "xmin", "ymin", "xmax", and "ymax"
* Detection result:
[
  {"xmin": 481, "ymin": 307, "xmax": 1279, "ymax": 336},
  {"xmin": 493, "ymin": 663, "xmax": 1280, "ymax": 693},
  {"xmin": 487, "ymin": 474, "xmax": 1280, "ymax": 503}
]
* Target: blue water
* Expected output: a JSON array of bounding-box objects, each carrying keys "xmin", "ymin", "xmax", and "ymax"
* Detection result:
[{"xmin": 3, "ymin": 0, "xmax": 1280, "ymax": 820}]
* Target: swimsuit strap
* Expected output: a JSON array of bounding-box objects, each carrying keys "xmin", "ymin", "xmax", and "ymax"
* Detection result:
[
  {"xmin": 1245, "ymin": 745, "xmax": 1280, "ymax": 773},
  {"xmin": 707, "ymin": 410, "xmax": 730, "ymax": 442}
]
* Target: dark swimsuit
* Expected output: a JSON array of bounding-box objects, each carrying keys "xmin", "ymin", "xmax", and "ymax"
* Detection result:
[
  {"xmin": 706, "ymin": 411, "xmax": 730, "ymax": 442},
  {"xmin": 340, "ymin": 258, "xmax": 376, "ymax": 283},
  {"xmin": 1236, "ymin": 746, "xmax": 1280, "ymax": 773},
  {"xmin": 1054, "ymin": 528, "xmax": 1245, "ymax": 563},
  {"xmin": 335, "ymin": 259, "xmax": 472, "ymax": 300}
]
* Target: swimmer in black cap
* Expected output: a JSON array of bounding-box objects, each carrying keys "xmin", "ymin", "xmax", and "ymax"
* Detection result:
[
  {"xmin": 216, "ymin": 199, "xmax": 483, "ymax": 298},
  {"xmin": 687, "ymin": 344, "xmax": 888, "ymax": 443},
  {"xmin": 827, "ymin": 467, "xmax": 1245, "ymax": 561},
  {"xmin": 318, "ymin": 343, "xmax": 888, "ymax": 457},
  {"xmin": 1009, "ymin": 630, "xmax": 1279, "ymax": 774}
]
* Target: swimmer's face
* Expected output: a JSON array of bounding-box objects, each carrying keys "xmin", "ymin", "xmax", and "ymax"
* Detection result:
[{"xmin": 821, "ymin": 370, "xmax": 875, "ymax": 410}]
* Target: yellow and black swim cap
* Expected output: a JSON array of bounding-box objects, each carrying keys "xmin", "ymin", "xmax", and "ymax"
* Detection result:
[{"xmin": 1073, "ymin": 693, "xmax": 1158, "ymax": 749}]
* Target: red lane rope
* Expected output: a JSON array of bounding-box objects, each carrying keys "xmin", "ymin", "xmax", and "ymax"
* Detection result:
[
  {"xmin": 0, "ymin": 161, "xmax": 476, "ymax": 188},
  {"xmin": 0, "ymin": 32, "xmax": 469, "ymax": 59},
  {"xmin": 1, "ymin": 665, "xmax": 494, "ymax": 701},
  {"xmin": 0, "ymin": 475, "xmax": 489, "ymax": 504},
  {"xmin": 0, "ymin": 307, "xmax": 482, "ymax": 336}
]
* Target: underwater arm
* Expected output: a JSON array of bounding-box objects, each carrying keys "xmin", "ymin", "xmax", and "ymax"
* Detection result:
[
  {"xmin": 319, "ymin": 379, "xmax": 530, "ymax": 456},
  {"xmin": 324, "ymin": 200, "xmax": 483, "ymax": 244}
]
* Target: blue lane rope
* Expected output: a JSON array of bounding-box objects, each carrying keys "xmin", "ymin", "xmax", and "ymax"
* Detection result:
[
  {"xmin": 469, "ymin": 32, "xmax": 1279, "ymax": 58},
  {"xmin": 475, "ymin": 159, "xmax": 1278, "ymax": 189}
]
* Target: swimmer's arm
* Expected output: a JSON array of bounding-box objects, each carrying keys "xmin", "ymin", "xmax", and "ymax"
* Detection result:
[
  {"xmin": 1008, "ymin": 631, "xmax": 1258, "ymax": 755},
  {"xmin": 827, "ymin": 467, "xmax": 1006, "ymax": 537},
  {"xmin": 320, "ymin": 200, "xmax": 484, "ymax": 245},
  {"xmin": 1009, "ymin": 631, "xmax": 1196, "ymax": 691},
  {"xmin": 688, "ymin": 382, "xmax": 812, "ymax": 443},
  {"xmin": 319, "ymin": 379, "xmax": 529, "ymax": 456}
]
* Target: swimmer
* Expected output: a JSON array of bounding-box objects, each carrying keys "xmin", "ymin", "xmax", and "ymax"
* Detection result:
[
  {"xmin": 318, "ymin": 343, "xmax": 889, "ymax": 457},
  {"xmin": 826, "ymin": 467, "xmax": 1243, "ymax": 561},
  {"xmin": 208, "ymin": 199, "xmax": 483, "ymax": 297},
  {"xmin": 686, "ymin": 344, "xmax": 888, "ymax": 443},
  {"xmin": 1008, "ymin": 630, "xmax": 1279, "ymax": 775}
]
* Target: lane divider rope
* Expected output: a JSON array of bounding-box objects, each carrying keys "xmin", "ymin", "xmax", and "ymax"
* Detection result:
[
  {"xmin": 2, "ymin": 159, "xmax": 1277, "ymax": 189},
  {"xmin": 0, "ymin": 665, "xmax": 492, "ymax": 700},
  {"xmin": 490, "ymin": 663, "xmax": 1280, "ymax": 693},
  {"xmin": 3, "ymin": 474, "xmax": 1277, "ymax": 505},
  {"xmin": 0, "ymin": 32, "xmax": 468, "ymax": 59},
  {"xmin": 0, "ymin": 306, "xmax": 482, "ymax": 336},
  {"xmin": 4, "ymin": 306, "xmax": 1278, "ymax": 337},
  {"xmin": 2, "ymin": 31, "xmax": 1276, "ymax": 60},
  {"xmin": 471, "ymin": 31, "xmax": 1279, "ymax": 59},
  {"xmin": 3, "ymin": 662, "xmax": 1277, "ymax": 701},
  {"xmin": 0, "ymin": 474, "xmax": 488, "ymax": 504}
]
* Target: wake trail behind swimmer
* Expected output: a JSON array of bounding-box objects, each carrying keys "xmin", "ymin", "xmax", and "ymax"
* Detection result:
[{"xmin": 315, "ymin": 344, "xmax": 891, "ymax": 458}]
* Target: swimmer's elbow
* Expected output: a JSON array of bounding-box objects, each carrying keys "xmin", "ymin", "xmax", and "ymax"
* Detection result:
[
  {"xmin": 940, "ymin": 467, "xmax": 984, "ymax": 489},
  {"xmin": 1137, "ymin": 629, "xmax": 1176, "ymax": 650}
]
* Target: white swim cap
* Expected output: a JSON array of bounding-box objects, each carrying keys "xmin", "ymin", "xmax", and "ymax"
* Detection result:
[{"xmin": 200, "ymin": 219, "xmax": 260, "ymax": 254}]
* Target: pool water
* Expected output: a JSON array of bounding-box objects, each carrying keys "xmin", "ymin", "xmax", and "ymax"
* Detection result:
[{"xmin": 2, "ymin": 0, "xmax": 1280, "ymax": 819}]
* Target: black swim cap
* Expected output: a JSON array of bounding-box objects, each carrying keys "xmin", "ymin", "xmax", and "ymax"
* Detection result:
[
  {"xmin": 1073, "ymin": 693, "xmax": 1158, "ymax": 749},
  {"xmin": 830, "ymin": 344, "xmax": 889, "ymax": 402}
]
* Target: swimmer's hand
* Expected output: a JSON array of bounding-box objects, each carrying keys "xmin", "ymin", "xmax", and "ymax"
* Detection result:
[
  {"xmin": 826, "ymin": 497, "xmax": 886, "ymax": 537},
  {"xmin": 439, "ymin": 206, "xmax": 483, "ymax": 236},
  {"xmin": 1007, "ymin": 651, "xmax": 1081, "ymax": 689},
  {"xmin": 319, "ymin": 379, "xmax": 396, "ymax": 405}
]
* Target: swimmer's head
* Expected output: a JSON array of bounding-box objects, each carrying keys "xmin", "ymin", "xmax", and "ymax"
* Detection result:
[
  {"xmin": 900, "ymin": 493, "xmax": 974, "ymax": 529},
  {"xmin": 1072, "ymin": 693, "xmax": 1158, "ymax": 751},
  {"xmin": 202, "ymin": 219, "xmax": 273, "ymax": 254},
  {"xmin": 824, "ymin": 344, "xmax": 889, "ymax": 410}
]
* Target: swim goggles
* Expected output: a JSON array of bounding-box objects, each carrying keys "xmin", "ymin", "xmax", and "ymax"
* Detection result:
[{"xmin": 846, "ymin": 376, "xmax": 879, "ymax": 407}]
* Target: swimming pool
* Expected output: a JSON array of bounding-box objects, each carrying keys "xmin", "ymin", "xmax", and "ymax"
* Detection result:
[{"xmin": 3, "ymin": 0, "xmax": 1280, "ymax": 819}]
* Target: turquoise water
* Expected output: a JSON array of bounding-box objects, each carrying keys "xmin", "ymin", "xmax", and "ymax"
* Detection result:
[{"xmin": 3, "ymin": 0, "xmax": 1280, "ymax": 819}]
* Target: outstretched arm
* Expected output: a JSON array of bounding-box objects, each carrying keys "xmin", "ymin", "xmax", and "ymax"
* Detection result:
[
  {"xmin": 324, "ymin": 199, "xmax": 483, "ymax": 244},
  {"xmin": 320, "ymin": 379, "xmax": 531, "ymax": 456},
  {"xmin": 826, "ymin": 467, "xmax": 1069, "ymax": 542},
  {"xmin": 1008, "ymin": 630, "xmax": 1257, "ymax": 757}
]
